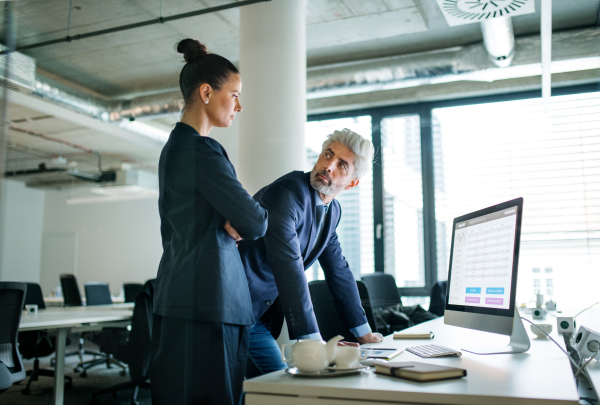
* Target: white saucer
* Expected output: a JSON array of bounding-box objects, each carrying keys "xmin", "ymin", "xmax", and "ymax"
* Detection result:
[
  {"xmin": 285, "ymin": 367, "xmax": 364, "ymax": 378},
  {"xmin": 327, "ymin": 362, "xmax": 368, "ymax": 371}
]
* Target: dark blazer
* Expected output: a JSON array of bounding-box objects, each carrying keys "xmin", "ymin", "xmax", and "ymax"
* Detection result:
[
  {"xmin": 238, "ymin": 171, "xmax": 367, "ymax": 339},
  {"xmin": 153, "ymin": 123, "xmax": 267, "ymax": 325}
]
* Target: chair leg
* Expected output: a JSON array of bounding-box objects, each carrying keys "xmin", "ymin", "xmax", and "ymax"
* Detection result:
[{"xmin": 131, "ymin": 385, "xmax": 140, "ymax": 405}]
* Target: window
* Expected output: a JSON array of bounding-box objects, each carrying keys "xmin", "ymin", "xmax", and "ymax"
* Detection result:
[
  {"xmin": 305, "ymin": 116, "xmax": 374, "ymax": 281},
  {"xmin": 381, "ymin": 115, "xmax": 425, "ymax": 287},
  {"xmin": 433, "ymin": 91, "xmax": 600, "ymax": 307},
  {"xmin": 308, "ymin": 85, "xmax": 600, "ymax": 306}
]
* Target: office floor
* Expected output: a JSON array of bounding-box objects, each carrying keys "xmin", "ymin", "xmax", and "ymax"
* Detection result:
[{"xmin": 1, "ymin": 335, "xmax": 151, "ymax": 405}]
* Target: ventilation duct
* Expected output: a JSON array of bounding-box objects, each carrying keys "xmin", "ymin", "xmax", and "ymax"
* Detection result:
[
  {"xmin": 0, "ymin": 45, "xmax": 36, "ymax": 89},
  {"xmin": 306, "ymin": 28, "xmax": 600, "ymax": 99},
  {"xmin": 481, "ymin": 17, "xmax": 515, "ymax": 67},
  {"xmin": 435, "ymin": 0, "xmax": 536, "ymax": 68}
]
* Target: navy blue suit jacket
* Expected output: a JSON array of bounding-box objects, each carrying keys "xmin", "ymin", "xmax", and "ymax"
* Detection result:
[
  {"xmin": 154, "ymin": 123, "xmax": 267, "ymax": 325},
  {"xmin": 238, "ymin": 171, "xmax": 367, "ymax": 339}
]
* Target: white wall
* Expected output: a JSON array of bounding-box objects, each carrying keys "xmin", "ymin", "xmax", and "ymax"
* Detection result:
[
  {"xmin": 42, "ymin": 190, "xmax": 162, "ymax": 297},
  {"xmin": 0, "ymin": 180, "xmax": 45, "ymax": 283}
]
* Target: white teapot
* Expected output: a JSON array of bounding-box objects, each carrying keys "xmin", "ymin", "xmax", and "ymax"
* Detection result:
[{"xmin": 281, "ymin": 335, "xmax": 344, "ymax": 373}]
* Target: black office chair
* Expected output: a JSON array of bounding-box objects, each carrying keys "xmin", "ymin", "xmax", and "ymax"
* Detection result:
[
  {"xmin": 0, "ymin": 282, "xmax": 27, "ymax": 394},
  {"xmin": 18, "ymin": 283, "xmax": 73, "ymax": 395},
  {"xmin": 429, "ymin": 281, "xmax": 448, "ymax": 317},
  {"xmin": 85, "ymin": 282, "xmax": 113, "ymax": 306},
  {"xmin": 307, "ymin": 280, "xmax": 377, "ymax": 342},
  {"xmin": 361, "ymin": 273, "xmax": 403, "ymax": 309},
  {"xmin": 80, "ymin": 282, "xmax": 127, "ymax": 377},
  {"xmin": 123, "ymin": 283, "xmax": 143, "ymax": 304},
  {"xmin": 60, "ymin": 274, "xmax": 84, "ymax": 307},
  {"xmin": 57, "ymin": 274, "xmax": 104, "ymax": 368},
  {"xmin": 91, "ymin": 279, "xmax": 155, "ymax": 405}
]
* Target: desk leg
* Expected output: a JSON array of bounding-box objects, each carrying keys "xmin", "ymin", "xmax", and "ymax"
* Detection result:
[{"xmin": 53, "ymin": 328, "xmax": 67, "ymax": 405}]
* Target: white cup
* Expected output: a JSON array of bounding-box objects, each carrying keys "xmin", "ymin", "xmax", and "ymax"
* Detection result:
[
  {"xmin": 530, "ymin": 323, "xmax": 552, "ymax": 338},
  {"xmin": 334, "ymin": 346, "xmax": 368, "ymax": 368}
]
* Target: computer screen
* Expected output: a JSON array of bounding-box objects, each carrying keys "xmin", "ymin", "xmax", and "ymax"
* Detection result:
[
  {"xmin": 447, "ymin": 205, "xmax": 518, "ymax": 311},
  {"xmin": 444, "ymin": 198, "xmax": 524, "ymax": 341}
]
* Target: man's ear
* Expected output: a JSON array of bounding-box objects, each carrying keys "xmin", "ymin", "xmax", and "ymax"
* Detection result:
[{"xmin": 344, "ymin": 178, "xmax": 360, "ymax": 191}]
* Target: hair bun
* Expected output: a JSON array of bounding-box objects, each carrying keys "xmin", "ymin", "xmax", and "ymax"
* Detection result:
[{"xmin": 176, "ymin": 39, "xmax": 208, "ymax": 63}]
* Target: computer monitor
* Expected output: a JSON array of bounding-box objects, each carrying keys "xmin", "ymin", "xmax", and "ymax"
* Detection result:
[{"xmin": 444, "ymin": 197, "xmax": 530, "ymax": 354}]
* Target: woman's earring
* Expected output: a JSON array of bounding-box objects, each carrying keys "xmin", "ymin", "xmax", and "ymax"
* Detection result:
[{"xmin": 205, "ymin": 99, "xmax": 209, "ymax": 104}]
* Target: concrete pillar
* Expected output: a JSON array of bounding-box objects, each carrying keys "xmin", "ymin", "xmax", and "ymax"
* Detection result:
[{"xmin": 238, "ymin": 0, "xmax": 306, "ymax": 195}]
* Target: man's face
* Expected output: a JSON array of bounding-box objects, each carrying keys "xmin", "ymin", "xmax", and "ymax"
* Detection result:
[{"xmin": 310, "ymin": 142, "xmax": 359, "ymax": 196}]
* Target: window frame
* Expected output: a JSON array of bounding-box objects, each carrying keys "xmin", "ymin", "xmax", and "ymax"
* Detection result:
[{"xmin": 307, "ymin": 82, "xmax": 600, "ymax": 298}]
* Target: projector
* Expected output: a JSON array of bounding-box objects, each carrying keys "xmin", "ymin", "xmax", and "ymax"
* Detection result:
[
  {"xmin": 573, "ymin": 326, "xmax": 600, "ymax": 359},
  {"xmin": 557, "ymin": 317, "xmax": 576, "ymax": 333}
]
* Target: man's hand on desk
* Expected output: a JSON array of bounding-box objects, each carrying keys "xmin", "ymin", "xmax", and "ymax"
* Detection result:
[{"xmin": 357, "ymin": 332, "xmax": 384, "ymax": 344}]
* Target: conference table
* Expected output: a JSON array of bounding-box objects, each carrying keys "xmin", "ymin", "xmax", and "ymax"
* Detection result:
[
  {"xmin": 244, "ymin": 311, "xmax": 584, "ymax": 405},
  {"xmin": 18, "ymin": 304, "xmax": 134, "ymax": 405}
]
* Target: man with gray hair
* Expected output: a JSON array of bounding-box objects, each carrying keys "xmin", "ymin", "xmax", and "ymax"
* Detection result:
[{"xmin": 233, "ymin": 128, "xmax": 384, "ymax": 376}]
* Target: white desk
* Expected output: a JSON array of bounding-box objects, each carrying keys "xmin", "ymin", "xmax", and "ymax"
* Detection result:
[
  {"xmin": 43, "ymin": 296, "xmax": 126, "ymax": 306},
  {"xmin": 244, "ymin": 316, "xmax": 580, "ymax": 405},
  {"xmin": 19, "ymin": 305, "xmax": 133, "ymax": 405}
]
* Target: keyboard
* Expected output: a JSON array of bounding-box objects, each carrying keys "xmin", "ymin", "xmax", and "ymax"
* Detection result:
[{"xmin": 406, "ymin": 344, "xmax": 462, "ymax": 358}]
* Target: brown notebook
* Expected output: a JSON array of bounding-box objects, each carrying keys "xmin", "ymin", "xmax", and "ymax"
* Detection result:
[{"xmin": 374, "ymin": 361, "xmax": 466, "ymax": 382}]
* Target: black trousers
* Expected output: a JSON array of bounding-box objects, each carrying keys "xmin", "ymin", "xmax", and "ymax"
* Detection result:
[{"xmin": 150, "ymin": 314, "xmax": 250, "ymax": 405}]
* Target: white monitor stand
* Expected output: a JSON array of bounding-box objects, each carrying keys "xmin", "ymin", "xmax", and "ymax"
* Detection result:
[{"xmin": 462, "ymin": 308, "xmax": 531, "ymax": 355}]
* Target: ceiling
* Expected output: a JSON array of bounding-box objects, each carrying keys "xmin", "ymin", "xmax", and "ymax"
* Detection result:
[{"xmin": 1, "ymin": 0, "xmax": 599, "ymax": 189}]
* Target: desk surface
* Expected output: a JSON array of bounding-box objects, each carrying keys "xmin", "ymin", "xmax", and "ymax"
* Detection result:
[
  {"xmin": 19, "ymin": 304, "xmax": 133, "ymax": 331},
  {"xmin": 244, "ymin": 316, "xmax": 580, "ymax": 405}
]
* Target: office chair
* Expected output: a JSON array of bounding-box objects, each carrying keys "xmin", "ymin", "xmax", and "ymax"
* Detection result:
[
  {"xmin": 0, "ymin": 282, "xmax": 27, "ymax": 394},
  {"xmin": 84, "ymin": 282, "xmax": 113, "ymax": 306},
  {"xmin": 60, "ymin": 274, "xmax": 84, "ymax": 307},
  {"xmin": 361, "ymin": 273, "xmax": 411, "ymax": 335},
  {"xmin": 361, "ymin": 273, "xmax": 403, "ymax": 309},
  {"xmin": 91, "ymin": 279, "xmax": 155, "ymax": 405},
  {"xmin": 56, "ymin": 274, "xmax": 104, "ymax": 368},
  {"xmin": 429, "ymin": 281, "xmax": 448, "ymax": 317},
  {"xmin": 18, "ymin": 283, "xmax": 73, "ymax": 395},
  {"xmin": 307, "ymin": 280, "xmax": 377, "ymax": 342},
  {"xmin": 79, "ymin": 282, "xmax": 127, "ymax": 377},
  {"xmin": 123, "ymin": 283, "xmax": 143, "ymax": 303}
]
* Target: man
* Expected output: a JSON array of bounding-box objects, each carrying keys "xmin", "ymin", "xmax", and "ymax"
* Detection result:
[{"xmin": 235, "ymin": 128, "xmax": 383, "ymax": 375}]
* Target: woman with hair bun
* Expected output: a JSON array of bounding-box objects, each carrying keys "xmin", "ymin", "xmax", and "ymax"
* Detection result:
[{"xmin": 151, "ymin": 38, "xmax": 267, "ymax": 405}]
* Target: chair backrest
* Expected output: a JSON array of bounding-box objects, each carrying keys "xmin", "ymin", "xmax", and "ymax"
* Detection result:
[
  {"xmin": 123, "ymin": 283, "xmax": 143, "ymax": 303},
  {"xmin": 429, "ymin": 280, "xmax": 448, "ymax": 317},
  {"xmin": 0, "ymin": 282, "xmax": 27, "ymax": 385},
  {"xmin": 356, "ymin": 281, "xmax": 377, "ymax": 333},
  {"xmin": 308, "ymin": 280, "xmax": 377, "ymax": 342},
  {"xmin": 84, "ymin": 283, "xmax": 113, "ymax": 306},
  {"xmin": 361, "ymin": 273, "xmax": 402, "ymax": 309},
  {"xmin": 126, "ymin": 279, "xmax": 155, "ymax": 383},
  {"xmin": 22, "ymin": 283, "xmax": 46, "ymax": 310},
  {"xmin": 60, "ymin": 274, "xmax": 83, "ymax": 307},
  {"xmin": 308, "ymin": 280, "xmax": 355, "ymax": 342}
]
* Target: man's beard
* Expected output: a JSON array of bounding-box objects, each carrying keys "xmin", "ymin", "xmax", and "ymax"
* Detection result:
[{"xmin": 310, "ymin": 169, "xmax": 347, "ymax": 196}]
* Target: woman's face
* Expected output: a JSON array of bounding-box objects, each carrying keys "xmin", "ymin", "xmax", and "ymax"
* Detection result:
[{"xmin": 206, "ymin": 73, "xmax": 242, "ymax": 128}]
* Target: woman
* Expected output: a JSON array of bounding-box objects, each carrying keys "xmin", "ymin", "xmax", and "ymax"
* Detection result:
[{"xmin": 150, "ymin": 39, "xmax": 268, "ymax": 405}]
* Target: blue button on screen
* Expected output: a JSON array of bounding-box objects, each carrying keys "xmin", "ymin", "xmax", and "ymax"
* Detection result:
[
  {"xmin": 466, "ymin": 287, "xmax": 481, "ymax": 294},
  {"xmin": 486, "ymin": 287, "xmax": 505, "ymax": 294}
]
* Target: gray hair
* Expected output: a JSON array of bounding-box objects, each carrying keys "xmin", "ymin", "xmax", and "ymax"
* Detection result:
[{"xmin": 321, "ymin": 128, "xmax": 374, "ymax": 179}]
